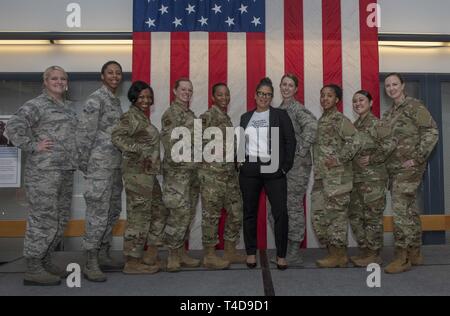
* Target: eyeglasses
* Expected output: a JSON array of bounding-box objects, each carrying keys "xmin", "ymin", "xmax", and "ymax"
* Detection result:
[{"xmin": 256, "ymin": 91, "xmax": 273, "ymax": 98}]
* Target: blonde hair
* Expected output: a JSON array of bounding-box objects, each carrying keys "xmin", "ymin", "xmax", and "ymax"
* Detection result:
[{"xmin": 43, "ymin": 66, "xmax": 68, "ymax": 82}]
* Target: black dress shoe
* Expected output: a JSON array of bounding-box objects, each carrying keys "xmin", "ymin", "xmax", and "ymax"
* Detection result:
[{"xmin": 246, "ymin": 262, "xmax": 257, "ymax": 269}]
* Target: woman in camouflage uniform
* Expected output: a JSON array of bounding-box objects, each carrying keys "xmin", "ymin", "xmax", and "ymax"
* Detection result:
[
  {"xmin": 349, "ymin": 90, "xmax": 394, "ymax": 267},
  {"xmin": 6, "ymin": 66, "xmax": 77, "ymax": 286},
  {"xmin": 382, "ymin": 73, "xmax": 438, "ymax": 274},
  {"xmin": 199, "ymin": 83, "xmax": 245, "ymax": 270},
  {"xmin": 112, "ymin": 81, "xmax": 167, "ymax": 274},
  {"xmin": 77, "ymin": 61, "xmax": 124, "ymax": 282},
  {"xmin": 160, "ymin": 78, "xmax": 201, "ymax": 272},
  {"xmin": 311, "ymin": 84, "xmax": 360, "ymax": 268},
  {"xmin": 271, "ymin": 74, "xmax": 317, "ymax": 266}
]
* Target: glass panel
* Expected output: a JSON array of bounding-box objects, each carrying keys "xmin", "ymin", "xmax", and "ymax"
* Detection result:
[
  {"xmin": 442, "ymin": 82, "xmax": 450, "ymax": 244},
  {"xmin": 379, "ymin": 80, "xmax": 424, "ymax": 216},
  {"xmin": 0, "ymin": 81, "xmax": 42, "ymax": 115},
  {"xmin": 442, "ymin": 82, "xmax": 450, "ymax": 213}
]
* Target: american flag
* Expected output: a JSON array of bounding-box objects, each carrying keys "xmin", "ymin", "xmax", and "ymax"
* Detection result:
[{"xmin": 132, "ymin": 0, "xmax": 379, "ymax": 249}]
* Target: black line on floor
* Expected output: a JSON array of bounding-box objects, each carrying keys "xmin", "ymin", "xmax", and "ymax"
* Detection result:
[
  {"xmin": 259, "ymin": 250, "xmax": 275, "ymax": 296},
  {"xmin": 0, "ymin": 256, "xmax": 23, "ymax": 266}
]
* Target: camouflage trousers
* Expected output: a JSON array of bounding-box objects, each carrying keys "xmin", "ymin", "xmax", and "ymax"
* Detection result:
[
  {"xmin": 311, "ymin": 178, "xmax": 351, "ymax": 248},
  {"xmin": 162, "ymin": 168, "xmax": 199, "ymax": 249},
  {"xmin": 269, "ymin": 156, "xmax": 310, "ymax": 243},
  {"xmin": 286, "ymin": 156, "xmax": 310, "ymax": 242},
  {"xmin": 199, "ymin": 169, "xmax": 243, "ymax": 245},
  {"xmin": 83, "ymin": 169, "xmax": 123, "ymax": 251},
  {"xmin": 390, "ymin": 168, "xmax": 424, "ymax": 249},
  {"xmin": 349, "ymin": 180, "xmax": 386, "ymax": 251},
  {"xmin": 123, "ymin": 174, "xmax": 168, "ymax": 258},
  {"xmin": 23, "ymin": 167, "xmax": 74, "ymax": 259}
]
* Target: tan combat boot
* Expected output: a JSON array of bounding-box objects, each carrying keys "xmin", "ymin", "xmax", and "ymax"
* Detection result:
[
  {"xmin": 98, "ymin": 244, "xmax": 124, "ymax": 271},
  {"xmin": 143, "ymin": 244, "xmax": 160, "ymax": 266},
  {"xmin": 316, "ymin": 246, "xmax": 348, "ymax": 268},
  {"xmin": 408, "ymin": 247, "xmax": 424, "ymax": 266},
  {"xmin": 285, "ymin": 240, "xmax": 304, "ymax": 267},
  {"xmin": 202, "ymin": 244, "xmax": 230, "ymax": 270},
  {"xmin": 384, "ymin": 248, "xmax": 411, "ymax": 274},
  {"xmin": 83, "ymin": 249, "xmax": 107, "ymax": 282},
  {"xmin": 349, "ymin": 247, "xmax": 368, "ymax": 265},
  {"xmin": 42, "ymin": 253, "xmax": 69, "ymax": 278},
  {"xmin": 24, "ymin": 258, "xmax": 61, "ymax": 286},
  {"xmin": 223, "ymin": 240, "xmax": 246, "ymax": 264},
  {"xmin": 352, "ymin": 249, "xmax": 382, "ymax": 267},
  {"xmin": 166, "ymin": 248, "xmax": 182, "ymax": 272},
  {"xmin": 180, "ymin": 247, "xmax": 201, "ymax": 268},
  {"xmin": 123, "ymin": 257, "xmax": 159, "ymax": 274}
]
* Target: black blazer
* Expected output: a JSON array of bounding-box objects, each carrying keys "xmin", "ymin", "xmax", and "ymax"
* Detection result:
[{"xmin": 239, "ymin": 106, "xmax": 296, "ymax": 178}]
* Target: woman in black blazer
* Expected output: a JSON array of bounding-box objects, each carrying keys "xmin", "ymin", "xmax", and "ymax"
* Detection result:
[{"xmin": 239, "ymin": 77, "xmax": 296, "ymax": 270}]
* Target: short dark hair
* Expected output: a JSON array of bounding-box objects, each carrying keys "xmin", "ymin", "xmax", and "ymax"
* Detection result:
[
  {"xmin": 101, "ymin": 61, "xmax": 122, "ymax": 75},
  {"xmin": 174, "ymin": 77, "xmax": 192, "ymax": 90},
  {"xmin": 128, "ymin": 81, "xmax": 154, "ymax": 105},
  {"xmin": 385, "ymin": 72, "xmax": 404, "ymax": 84},
  {"xmin": 353, "ymin": 90, "xmax": 373, "ymax": 102},
  {"xmin": 212, "ymin": 82, "xmax": 229, "ymax": 96},
  {"xmin": 256, "ymin": 77, "xmax": 274, "ymax": 94},
  {"xmin": 321, "ymin": 84, "xmax": 343, "ymax": 101},
  {"xmin": 280, "ymin": 73, "xmax": 299, "ymax": 88}
]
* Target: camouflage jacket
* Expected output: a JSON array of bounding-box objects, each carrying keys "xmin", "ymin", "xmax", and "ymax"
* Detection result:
[
  {"xmin": 279, "ymin": 99, "xmax": 318, "ymax": 163},
  {"xmin": 381, "ymin": 97, "xmax": 438, "ymax": 173},
  {"xmin": 5, "ymin": 91, "xmax": 77, "ymax": 170},
  {"xmin": 313, "ymin": 107, "xmax": 360, "ymax": 184},
  {"xmin": 112, "ymin": 105, "xmax": 161, "ymax": 175},
  {"xmin": 77, "ymin": 85, "xmax": 123, "ymax": 175},
  {"xmin": 353, "ymin": 112, "xmax": 393, "ymax": 183},
  {"xmin": 200, "ymin": 105, "xmax": 235, "ymax": 173},
  {"xmin": 161, "ymin": 100, "xmax": 198, "ymax": 170}
]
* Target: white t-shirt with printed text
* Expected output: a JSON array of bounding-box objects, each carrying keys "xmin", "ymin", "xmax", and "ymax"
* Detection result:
[{"xmin": 245, "ymin": 110, "xmax": 270, "ymax": 159}]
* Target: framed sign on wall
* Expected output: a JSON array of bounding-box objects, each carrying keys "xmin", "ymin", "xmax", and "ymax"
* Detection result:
[{"xmin": 0, "ymin": 115, "xmax": 21, "ymax": 188}]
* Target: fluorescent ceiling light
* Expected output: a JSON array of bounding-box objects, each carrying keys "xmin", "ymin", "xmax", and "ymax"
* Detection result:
[
  {"xmin": 379, "ymin": 41, "xmax": 449, "ymax": 48},
  {"xmin": 54, "ymin": 40, "xmax": 132, "ymax": 45},
  {"xmin": 0, "ymin": 39, "xmax": 132, "ymax": 45},
  {"xmin": 0, "ymin": 40, "xmax": 50, "ymax": 45}
]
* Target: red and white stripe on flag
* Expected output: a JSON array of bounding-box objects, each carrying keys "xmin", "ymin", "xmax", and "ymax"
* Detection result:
[{"xmin": 132, "ymin": 0, "xmax": 379, "ymax": 249}]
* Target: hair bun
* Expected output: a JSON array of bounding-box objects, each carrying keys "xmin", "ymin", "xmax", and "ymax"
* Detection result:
[{"xmin": 260, "ymin": 77, "xmax": 272, "ymax": 85}]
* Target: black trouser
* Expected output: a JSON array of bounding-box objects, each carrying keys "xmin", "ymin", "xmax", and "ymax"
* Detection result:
[{"xmin": 239, "ymin": 170, "xmax": 288, "ymax": 258}]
